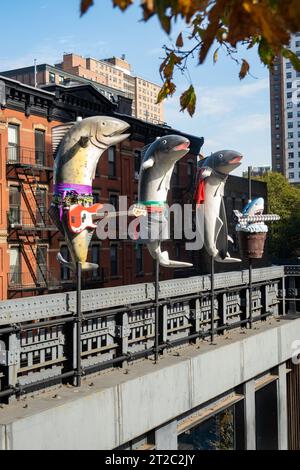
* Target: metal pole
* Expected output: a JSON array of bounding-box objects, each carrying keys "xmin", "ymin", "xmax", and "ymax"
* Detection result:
[
  {"xmin": 248, "ymin": 166, "xmax": 252, "ymax": 202},
  {"xmin": 34, "ymin": 59, "xmax": 37, "ymax": 88},
  {"xmin": 154, "ymin": 258, "xmax": 160, "ymax": 363},
  {"xmin": 248, "ymin": 166, "xmax": 253, "ymax": 328},
  {"xmin": 211, "ymin": 255, "xmax": 215, "ymax": 343},
  {"xmin": 249, "ymin": 258, "xmax": 253, "ymax": 328},
  {"xmin": 76, "ymin": 261, "xmax": 82, "ymax": 386}
]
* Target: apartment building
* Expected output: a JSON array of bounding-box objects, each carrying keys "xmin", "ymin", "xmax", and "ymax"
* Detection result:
[
  {"xmin": 0, "ymin": 75, "xmax": 202, "ymax": 300},
  {"xmin": 270, "ymin": 33, "xmax": 300, "ymax": 184},
  {"xmin": 1, "ymin": 54, "xmax": 164, "ymax": 125}
]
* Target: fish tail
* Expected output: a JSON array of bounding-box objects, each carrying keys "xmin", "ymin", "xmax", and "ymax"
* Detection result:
[{"xmin": 148, "ymin": 241, "xmax": 193, "ymax": 268}]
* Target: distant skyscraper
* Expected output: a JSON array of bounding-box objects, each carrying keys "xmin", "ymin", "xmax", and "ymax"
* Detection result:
[{"xmin": 269, "ymin": 33, "xmax": 300, "ymax": 185}]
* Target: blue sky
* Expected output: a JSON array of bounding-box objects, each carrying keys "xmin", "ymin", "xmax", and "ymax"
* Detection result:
[{"xmin": 0, "ymin": 0, "xmax": 271, "ymax": 175}]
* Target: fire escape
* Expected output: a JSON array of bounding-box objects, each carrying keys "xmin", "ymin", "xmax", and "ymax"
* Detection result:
[{"xmin": 6, "ymin": 145, "xmax": 59, "ymax": 294}]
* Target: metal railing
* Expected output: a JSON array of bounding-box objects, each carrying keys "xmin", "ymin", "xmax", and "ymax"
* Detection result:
[
  {"xmin": 6, "ymin": 146, "xmax": 51, "ymax": 168},
  {"xmin": 7, "ymin": 271, "xmax": 60, "ymax": 290},
  {"xmin": 7, "ymin": 210, "xmax": 55, "ymax": 230},
  {"xmin": 0, "ymin": 265, "xmax": 296, "ymax": 402}
]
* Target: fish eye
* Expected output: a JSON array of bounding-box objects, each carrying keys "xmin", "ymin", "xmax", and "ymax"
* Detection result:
[
  {"xmin": 219, "ymin": 153, "xmax": 223, "ymax": 158},
  {"xmin": 162, "ymin": 139, "xmax": 167, "ymax": 145},
  {"xmin": 102, "ymin": 122, "xmax": 106, "ymax": 126}
]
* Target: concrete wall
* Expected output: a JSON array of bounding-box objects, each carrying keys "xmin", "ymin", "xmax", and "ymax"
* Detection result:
[{"xmin": 0, "ymin": 315, "xmax": 299, "ymax": 450}]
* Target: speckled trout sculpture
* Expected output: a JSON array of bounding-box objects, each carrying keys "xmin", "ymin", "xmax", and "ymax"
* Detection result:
[
  {"xmin": 49, "ymin": 116, "xmax": 130, "ymax": 271},
  {"xmin": 194, "ymin": 150, "xmax": 243, "ymax": 263},
  {"xmin": 138, "ymin": 135, "xmax": 193, "ymax": 268}
]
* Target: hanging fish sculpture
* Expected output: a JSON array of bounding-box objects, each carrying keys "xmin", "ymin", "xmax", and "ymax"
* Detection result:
[
  {"xmin": 194, "ymin": 150, "xmax": 243, "ymax": 263},
  {"xmin": 138, "ymin": 134, "xmax": 193, "ymax": 268},
  {"xmin": 49, "ymin": 116, "xmax": 130, "ymax": 271}
]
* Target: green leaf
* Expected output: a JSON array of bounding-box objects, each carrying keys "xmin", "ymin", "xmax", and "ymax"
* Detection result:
[
  {"xmin": 258, "ymin": 37, "xmax": 275, "ymax": 66},
  {"xmin": 180, "ymin": 85, "xmax": 196, "ymax": 117},
  {"xmin": 157, "ymin": 80, "xmax": 176, "ymax": 104},
  {"xmin": 282, "ymin": 48, "xmax": 300, "ymax": 72}
]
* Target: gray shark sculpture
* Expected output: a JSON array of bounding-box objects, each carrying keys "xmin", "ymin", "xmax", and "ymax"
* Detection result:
[
  {"xmin": 138, "ymin": 134, "xmax": 193, "ymax": 268},
  {"xmin": 49, "ymin": 116, "xmax": 130, "ymax": 271},
  {"xmin": 194, "ymin": 150, "xmax": 243, "ymax": 263}
]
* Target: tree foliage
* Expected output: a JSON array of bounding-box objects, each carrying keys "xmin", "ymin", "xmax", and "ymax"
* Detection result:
[
  {"xmin": 81, "ymin": 0, "xmax": 300, "ymax": 115},
  {"xmin": 256, "ymin": 172, "xmax": 300, "ymax": 261}
]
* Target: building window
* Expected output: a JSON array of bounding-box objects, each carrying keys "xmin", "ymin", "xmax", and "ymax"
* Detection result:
[
  {"xmin": 135, "ymin": 244, "xmax": 143, "ymax": 274},
  {"xmin": 288, "ymin": 132, "xmax": 294, "ymax": 138},
  {"xmin": 109, "ymin": 193, "xmax": 119, "ymax": 210},
  {"xmin": 8, "ymin": 124, "xmax": 20, "ymax": 162},
  {"xmin": 287, "ymin": 82, "xmax": 292, "ymax": 89},
  {"xmin": 59, "ymin": 75, "xmax": 64, "ymax": 84},
  {"xmin": 286, "ymin": 62, "xmax": 292, "ymax": 69},
  {"xmin": 288, "ymin": 112, "xmax": 293, "ymax": 118},
  {"xmin": 110, "ymin": 244, "xmax": 118, "ymax": 276},
  {"xmin": 288, "ymin": 152, "xmax": 294, "ymax": 159},
  {"xmin": 35, "ymin": 129, "xmax": 45, "ymax": 166},
  {"xmin": 8, "ymin": 186, "xmax": 21, "ymax": 225},
  {"xmin": 289, "ymin": 162, "xmax": 294, "ymax": 169},
  {"xmin": 288, "ymin": 142, "xmax": 294, "ymax": 149},
  {"xmin": 60, "ymin": 246, "xmax": 70, "ymax": 281},
  {"xmin": 108, "ymin": 146, "xmax": 116, "ymax": 177},
  {"xmin": 134, "ymin": 150, "xmax": 141, "ymax": 180},
  {"xmin": 9, "ymin": 247, "xmax": 21, "ymax": 285},
  {"xmin": 91, "ymin": 245, "xmax": 101, "ymax": 279},
  {"xmin": 288, "ymin": 122, "xmax": 293, "ymax": 129},
  {"xmin": 289, "ymin": 172, "xmax": 294, "ymax": 178},
  {"xmin": 287, "ymin": 92, "xmax": 292, "ymax": 99},
  {"xmin": 286, "ymin": 72, "xmax": 292, "ymax": 79},
  {"xmin": 49, "ymin": 72, "xmax": 56, "ymax": 83},
  {"xmin": 36, "ymin": 245, "xmax": 47, "ymax": 284},
  {"xmin": 287, "ymin": 102, "xmax": 293, "ymax": 108}
]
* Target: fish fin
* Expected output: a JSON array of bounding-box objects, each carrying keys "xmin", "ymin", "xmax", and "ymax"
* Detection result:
[
  {"xmin": 140, "ymin": 142, "xmax": 153, "ymax": 161},
  {"xmin": 142, "ymin": 157, "xmax": 155, "ymax": 170},
  {"xmin": 228, "ymin": 235, "xmax": 234, "ymax": 244},
  {"xmin": 215, "ymin": 216, "xmax": 224, "ymax": 242},
  {"xmin": 216, "ymin": 253, "xmax": 241, "ymax": 263},
  {"xmin": 159, "ymin": 251, "xmax": 193, "ymax": 268},
  {"xmin": 52, "ymin": 122, "xmax": 75, "ymax": 159},
  {"xmin": 57, "ymin": 253, "xmax": 99, "ymax": 272},
  {"xmin": 57, "ymin": 252, "xmax": 76, "ymax": 271}
]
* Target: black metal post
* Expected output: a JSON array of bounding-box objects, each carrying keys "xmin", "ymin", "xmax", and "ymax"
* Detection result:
[
  {"xmin": 211, "ymin": 255, "xmax": 215, "ymax": 343},
  {"xmin": 248, "ymin": 166, "xmax": 253, "ymax": 328},
  {"xmin": 76, "ymin": 261, "xmax": 82, "ymax": 387},
  {"xmin": 154, "ymin": 258, "xmax": 160, "ymax": 363}
]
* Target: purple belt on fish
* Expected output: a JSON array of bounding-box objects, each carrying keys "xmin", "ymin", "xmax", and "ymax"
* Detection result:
[{"xmin": 54, "ymin": 183, "xmax": 93, "ymax": 220}]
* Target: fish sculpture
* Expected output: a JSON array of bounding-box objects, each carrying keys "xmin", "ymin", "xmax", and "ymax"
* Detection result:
[
  {"xmin": 241, "ymin": 197, "xmax": 264, "ymax": 216},
  {"xmin": 49, "ymin": 116, "xmax": 130, "ymax": 271},
  {"xmin": 138, "ymin": 134, "xmax": 193, "ymax": 268},
  {"xmin": 194, "ymin": 150, "xmax": 243, "ymax": 263}
]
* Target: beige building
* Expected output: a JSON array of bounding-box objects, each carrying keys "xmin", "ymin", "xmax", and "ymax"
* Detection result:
[{"xmin": 59, "ymin": 54, "xmax": 164, "ymax": 124}]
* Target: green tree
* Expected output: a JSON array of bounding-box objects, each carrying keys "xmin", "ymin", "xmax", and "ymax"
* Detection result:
[
  {"xmin": 80, "ymin": 0, "xmax": 300, "ymax": 115},
  {"xmin": 257, "ymin": 172, "xmax": 300, "ymax": 260}
]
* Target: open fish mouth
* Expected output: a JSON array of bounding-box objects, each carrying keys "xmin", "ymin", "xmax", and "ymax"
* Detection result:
[
  {"xmin": 228, "ymin": 156, "xmax": 242, "ymax": 164},
  {"xmin": 172, "ymin": 140, "xmax": 190, "ymax": 152},
  {"xmin": 105, "ymin": 123, "xmax": 131, "ymax": 137}
]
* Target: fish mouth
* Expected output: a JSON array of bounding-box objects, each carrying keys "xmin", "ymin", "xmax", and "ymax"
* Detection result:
[
  {"xmin": 172, "ymin": 140, "xmax": 190, "ymax": 152},
  {"xmin": 103, "ymin": 122, "xmax": 131, "ymax": 138},
  {"xmin": 228, "ymin": 156, "xmax": 242, "ymax": 164}
]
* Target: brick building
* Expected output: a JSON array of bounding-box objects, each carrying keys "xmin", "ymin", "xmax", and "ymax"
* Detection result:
[{"xmin": 0, "ymin": 75, "xmax": 203, "ymax": 300}]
